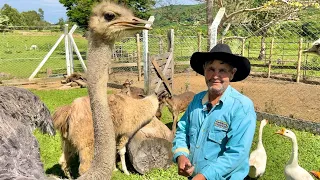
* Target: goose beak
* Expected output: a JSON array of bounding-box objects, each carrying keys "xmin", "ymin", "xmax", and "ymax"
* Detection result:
[
  {"xmin": 275, "ymin": 128, "xmax": 285, "ymax": 135},
  {"xmin": 310, "ymin": 171, "xmax": 320, "ymax": 178}
]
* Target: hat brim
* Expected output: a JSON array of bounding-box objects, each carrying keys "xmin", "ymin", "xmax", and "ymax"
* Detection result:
[{"xmin": 190, "ymin": 52, "xmax": 251, "ymax": 82}]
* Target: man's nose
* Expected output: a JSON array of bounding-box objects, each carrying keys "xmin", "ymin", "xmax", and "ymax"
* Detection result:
[{"xmin": 211, "ymin": 70, "xmax": 220, "ymax": 78}]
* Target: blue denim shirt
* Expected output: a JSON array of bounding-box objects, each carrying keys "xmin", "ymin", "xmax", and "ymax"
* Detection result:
[{"xmin": 172, "ymin": 85, "xmax": 256, "ymax": 180}]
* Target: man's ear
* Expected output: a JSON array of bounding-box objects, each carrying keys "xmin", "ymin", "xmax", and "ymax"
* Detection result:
[{"xmin": 230, "ymin": 68, "xmax": 237, "ymax": 80}]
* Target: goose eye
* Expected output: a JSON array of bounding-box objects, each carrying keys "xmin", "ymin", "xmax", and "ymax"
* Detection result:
[{"xmin": 104, "ymin": 13, "xmax": 115, "ymax": 21}]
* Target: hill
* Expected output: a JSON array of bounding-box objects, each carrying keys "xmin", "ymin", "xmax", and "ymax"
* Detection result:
[{"xmin": 150, "ymin": 3, "xmax": 320, "ymax": 38}]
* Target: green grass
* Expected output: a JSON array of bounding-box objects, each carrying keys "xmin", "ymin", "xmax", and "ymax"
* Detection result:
[
  {"xmin": 1, "ymin": 32, "xmax": 319, "ymax": 81},
  {"xmin": 30, "ymin": 88, "xmax": 320, "ymax": 179}
]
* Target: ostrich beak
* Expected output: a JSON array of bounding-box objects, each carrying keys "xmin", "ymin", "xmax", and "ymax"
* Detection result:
[
  {"xmin": 310, "ymin": 171, "xmax": 320, "ymax": 179},
  {"xmin": 275, "ymin": 128, "xmax": 285, "ymax": 135},
  {"xmin": 117, "ymin": 17, "xmax": 153, "ymax": 30}
]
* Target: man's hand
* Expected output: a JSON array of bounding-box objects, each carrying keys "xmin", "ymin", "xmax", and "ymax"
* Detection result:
[
  {"xmin": 177, "ymin": 155, "xmax": 194, "ymax": 177},
  {"xmin": 192, "ymin": 174, "xmax": 206, "ymax": 180}
]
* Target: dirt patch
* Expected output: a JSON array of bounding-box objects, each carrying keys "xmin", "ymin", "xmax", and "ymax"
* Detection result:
[{"xmin": 17, "ymin": 73, "xmax": 320, "ymax": 123}]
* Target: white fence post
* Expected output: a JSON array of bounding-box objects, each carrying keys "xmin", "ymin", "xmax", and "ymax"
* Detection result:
[
  {"xmin": 29, "ymin": 24, "xmax": 87, "ymax": 81},
  {"xmin": 68, "ymin": 25, "xmax": 87, "ymax": 72},
  {"xmin": 68, "ymin": 26, "xmax": 74, "ymax": 74},
  {"xmin": 28, "ymin": 34, "xmax": 65, "ymax": 80},
  {"xmin": 143, "ymin": 16, "xmax": 155, "ymax": 95},
  {"xmin": 210, "ymin": 7, "xmax": 225, "ymax": 49},
  {"xmin": 64, "ymin": 24, "xmax": 71, "ymax": 76}
]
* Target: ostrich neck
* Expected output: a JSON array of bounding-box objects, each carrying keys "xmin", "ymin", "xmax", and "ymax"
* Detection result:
[
  {"xmin": 257, "ymin": 124, "xmax": 265, "ymax": 148},
  {"xmin": 288, "ymin": 135, "xmax": 299, "ymax": 166},
  {"xmin": 86, "ymin": 37, "xmax": 116, "ymax": 176}
]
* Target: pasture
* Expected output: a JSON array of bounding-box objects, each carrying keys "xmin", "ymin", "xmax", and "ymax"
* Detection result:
[
  {"xmin": 30, "ymin": 87, "xmax": 320, "ymax": 180},
  {"xmin": 1, "ymin": 31, "xmax": 319, "ymax": 81}
]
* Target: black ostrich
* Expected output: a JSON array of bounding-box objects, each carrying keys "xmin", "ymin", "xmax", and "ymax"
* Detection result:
[
  {"xmin": 0, "ymin": 86, "xmax": 56, "ymax": 179},
  {"xmin": 0, "ymin": 86, "xmax": 55, "ymax": 135}
]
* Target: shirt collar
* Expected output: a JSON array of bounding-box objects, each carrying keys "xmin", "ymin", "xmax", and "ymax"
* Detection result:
[{"xmin": 201, "ymin": 85, "xmax": 232, "ymax": 105}]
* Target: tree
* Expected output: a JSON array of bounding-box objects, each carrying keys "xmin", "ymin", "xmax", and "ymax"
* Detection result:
[
  {"xmin": 59, "ymin": 0, "xmax": 156, "ymax": 28},
  {"xmin": 1, "ymin": 4, "xmax": 24, "ymax": 25},
  {"xmin": 0, "ymin": 14, "xmax": 9, "ymax": 26},
  {"xmin": 21, "ymin": 10, "xmax": 41, "ymax": 26},
  {"xmin": 206, "ymin": 0, "xmax": 213, "ymax": 50},
  {"xmin": 194, "ymin": 0, "xmax": 319, "ymax": 59},
  {"xmin": 38, "ymin": 8, "xmax": 44, "ymax": 20}
]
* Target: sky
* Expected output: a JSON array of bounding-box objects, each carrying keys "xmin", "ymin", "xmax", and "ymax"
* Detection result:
[{"xmin": 0, "ymin": 0, "xmax": 200, "ymax": 24}]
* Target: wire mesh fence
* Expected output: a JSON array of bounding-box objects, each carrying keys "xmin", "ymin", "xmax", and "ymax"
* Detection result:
[{"xmin": 0, "ymin": 23, "xmax": 319, "ymax": 123}]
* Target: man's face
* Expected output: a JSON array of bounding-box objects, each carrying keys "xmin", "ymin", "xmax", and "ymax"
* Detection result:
[{"xmin": 204, "ymin": 60, "xmax": 237, "ymax": 95}]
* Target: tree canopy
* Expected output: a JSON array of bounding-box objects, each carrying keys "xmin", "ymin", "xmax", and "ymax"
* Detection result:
[
  {"xmin": 0, "ymin": 4, "xmax": 50, "ymax": 26},
  {"xmin": 59, "ymin": 0, "xmax": 156, "ymax": 28}
]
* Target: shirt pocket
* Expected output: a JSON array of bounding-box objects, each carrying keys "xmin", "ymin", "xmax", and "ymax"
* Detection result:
[
  {"xmin": 205, "ymin": 127, "xmax": 227, "ymax": 160},
  {"xmin": 208, "ymin": 127, "xmax": 227, "ymax": 144}
]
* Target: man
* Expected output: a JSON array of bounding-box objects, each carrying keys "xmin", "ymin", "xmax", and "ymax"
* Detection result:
[{"xmin": 172, "ymin": 43, "xmax": 256, "ymax": 180}]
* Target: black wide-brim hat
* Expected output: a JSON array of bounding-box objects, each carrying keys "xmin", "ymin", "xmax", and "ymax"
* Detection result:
[{"xmin": 190, "ymin": 43, "xmax": 251, "ymax": 82}]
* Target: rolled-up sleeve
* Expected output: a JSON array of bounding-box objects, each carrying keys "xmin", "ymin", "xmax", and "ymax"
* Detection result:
[
  {"xmin": 200, "ymin": 103, "xmax": 256, "ymax": 179},
  {"xmin": 172, "ymin": 105, "xmax": 191, "ymax": 163}
]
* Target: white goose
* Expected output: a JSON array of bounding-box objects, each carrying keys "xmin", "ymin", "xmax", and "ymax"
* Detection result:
[
  {"xmin": 275, "ymin": 128, "xmax": 314, "ymax": 180},
  {"xmin": 248, "ymin": 119, "xmax": 268, "ymax": 178}
]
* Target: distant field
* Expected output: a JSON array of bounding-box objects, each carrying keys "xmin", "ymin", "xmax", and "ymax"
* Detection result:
[{"xmin": 0, "ymin": 31, "xmax": 319, "ymax": 80}]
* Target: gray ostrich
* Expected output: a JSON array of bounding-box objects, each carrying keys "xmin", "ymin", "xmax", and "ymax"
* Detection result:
[
  {"xmin": 0, "ymin": 86, "xmax": 56, "ymax": 179},
  {"xmin": 77, "ymin": 1, "xmax": 152, "ymax": 180},
  {"xmin": 304, "ymin": 38, "xmax": 320, "ymax": 56},
  {"xmin": 0, "ymin": 86, "xmax": 55, "ymax": 135},
  {"xmin": 0, "ymin": 114, "xmax": 47, "ymax": 180}
]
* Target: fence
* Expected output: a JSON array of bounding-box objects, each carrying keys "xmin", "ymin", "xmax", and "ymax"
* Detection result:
[{"xmin": 0, "ymin": 23, "xmax": 320, "ymax": 125}]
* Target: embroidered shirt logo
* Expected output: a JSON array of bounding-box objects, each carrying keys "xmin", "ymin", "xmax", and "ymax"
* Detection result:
[{"xmin": 214, "ymin": 120, "xmax": 229, "ymax": 131}]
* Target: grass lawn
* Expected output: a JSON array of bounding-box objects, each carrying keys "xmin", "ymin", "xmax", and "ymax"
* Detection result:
[
  {"xmin": 1, "ymin": 33, "xmax": 319, "ymax": 81},
  {"xmin": 31, "ymin": 87, "xmax": 320, "ymax": 179}
]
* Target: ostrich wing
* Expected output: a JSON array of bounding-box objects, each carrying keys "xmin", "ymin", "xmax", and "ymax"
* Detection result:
[{"xmin": 0, "ymin": 115, "xmax": 46, "ymax": 180}]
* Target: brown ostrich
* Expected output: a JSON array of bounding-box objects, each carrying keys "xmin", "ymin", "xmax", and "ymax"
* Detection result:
[
  {"xmin": 76, "ymin": 1, "xmax": 152, "ymax": 180},
  {"xmin": 53, "ymin": 93, "xmax": 159, "ymax": 177}
]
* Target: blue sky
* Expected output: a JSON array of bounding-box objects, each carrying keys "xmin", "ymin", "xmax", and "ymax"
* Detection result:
[{"xmin": 0, "ymin": 0, "xmax": 200, "ymax": 24}]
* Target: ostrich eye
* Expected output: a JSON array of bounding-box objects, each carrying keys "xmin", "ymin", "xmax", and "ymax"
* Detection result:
[{"xmin": 104, "ymin": 13, "xmax": 115, "ymax": 21}]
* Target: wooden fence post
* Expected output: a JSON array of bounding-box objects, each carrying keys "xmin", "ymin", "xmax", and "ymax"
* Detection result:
[
  {"xmin": 248, "ymin": 41, "xmax": 250, "ymax": 59},
  {"xmin": 168, "ymin": 29, "xmax": 174, "ymax": 90},
  {"xmin": 242, "ymin": 38, "xmax": 246, "ymax": 56},
  {"xmin": 196, "ymin": 33, "xmax": 202, "ymax": 76},
  {"xmin": 296, "ymin": 38, "xmax": 303, "ymax": 83},
  {"xmin": 159, "ymin": 37, "xmax": 163, "ymax": 54},
  {"xmin": 197, "ymin": 32, "xmax": 202, "ymax": 52},
  {"xmin": 267, "ymin": 38, "xmax": 274, "ymax": 78},
  {"xmin": 136, "ymin": 33, "xmax": 141, "ymax": 81}
]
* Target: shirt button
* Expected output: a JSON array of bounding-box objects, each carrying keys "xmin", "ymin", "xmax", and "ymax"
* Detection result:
[{"xmin": 196, "ymin": 145, "xmax": 200, "ymax": 148}]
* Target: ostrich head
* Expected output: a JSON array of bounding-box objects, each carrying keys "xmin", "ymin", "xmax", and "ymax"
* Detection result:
[
  {"xmin": 310, "ymin": 171, "xmax": 320, "ymax": 179},
  {"xmin": 0, "ymin": 87, "xmax": 55, "ymax": 136},
  {"xmin": 89, "ymin": 1, "xmax": 152, "ymax": 41},
  {"xmin": 275, "ymin": 128, "xmax": 296, "ymax": 139}
]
